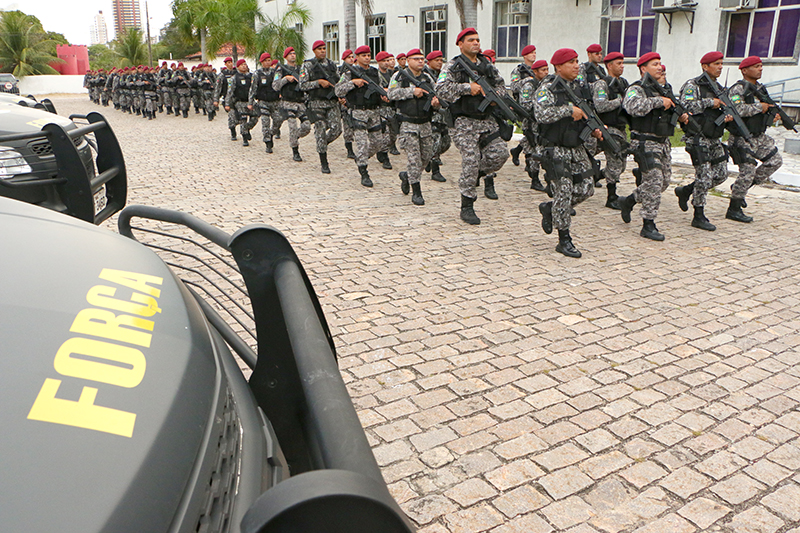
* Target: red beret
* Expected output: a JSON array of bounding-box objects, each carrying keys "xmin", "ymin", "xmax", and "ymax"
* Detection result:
[
  {"xmin": 177, "ymin": 62, "xmax": 183, "ymax": 68},
  {"xmin": 396, "ymin": 53, "xmax": 406, "ymax": 60},
  {"xmin": 637, "ymin": 52, "xmax": 661, "ymax": 67},
  {"xmin": 700, "ymin": 51, "xmax": 724, "ymax": 64},
  {"xmin": 406, "ymin": 48, "xmax": 423, "ymax": 58},
  {"xmin": 604, "ymin": 52, "xmax": 624, "ymax": 63},
  {"xmin": 341, "ymin": 49, "xmax": 353, "ymax": 60},
  {"xmin": 531, "ymin": 60, "xmax": 548, "ymax": 70},
  {"xmin": 355, "ymin": 45, "xmax": 371, "ymax": 55},
  {"xmin": 224, "ymin": 57, "xmax": 232, "ymax": 63},
  {"xmin": 484, "ymin": 49, "xmax": 496, "ymax": 57},
  {"xmin": 236, "ymin": 59, "xmax": 246, "ymax": 67},
  {"xmin": 283, "ymin": 47, "xmax": 294, "ymax": 58},
  {"xmin": 587, "ymin": 44, "xmax": 603, "ymax": 53},
  {"xmin": 521, "ymin": 45, "xmax": 536, "ymax": 57},
  {"xmin": 312, "ymin": 40, "xmax": 325, "ymax": 50},
  {"xmin": 170, "ymin": 63, "xmax": 176, "ymax": 68},
  {"xmin": 259, "ymin": 52, "xmax": 271, "ymax": 62},
  {"xmin": 456, "ymin": 27, "xmax": 478, "ymax": 44},
  {"xmin": 375, "ymin": 51, "xmax": 391, "ymax": 61},
  {"xmin": 426, "ymin": 50, "xmax": 443, "ymax": 61},
  {"xmin": 551, "ymin": 48, "xmax": 578, "ymax": 66},
  {"xmin": 739, "ymin": 55, "xmax": 762, "ymax": 69},
  {"xmin": 161, "ymin": 61, "xmax": 167, "ymax": 66}
]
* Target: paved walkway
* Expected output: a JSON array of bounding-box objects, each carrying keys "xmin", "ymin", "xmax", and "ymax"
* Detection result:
[{"xmin": 54, "ymin": 95, "xmax": 800, "ymax": 533}]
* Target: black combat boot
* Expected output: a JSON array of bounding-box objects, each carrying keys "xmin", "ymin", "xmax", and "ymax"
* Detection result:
[
  {"xmin": 691, "ymin": 206, "xmax": 716, "ymax": 231},
  {"xmin": 529, "ymin": 167, "xmax": 545, "ymax": 192},
  {"xmin": 195, "ymin": 107, "xmax": 200, "ymax": 114},
  {"xmin": 632, "ymin": 168, "xmax": 642, "ymax": 187},
  {"xmin": 399, "ymin": 171, "xmax": 410, "ymax": 195},
  {"xmin": 377, "ymin": 151, "xmax": 392, "ymax": 170},
  {"xmin": 726, "ymin": 197, "xmax": 753, "ymax": 223},
  {"xmin": 242, "ymin": 132, "xmax": 250, "ymax": 147},
  {"xmin": 605, "ymin": 183, "xmax": 620, "ymax": 209},
  {"xmin": 484, "ymin": 174, "xmax": 498, "ymax": 200},
  {"xmin": 430, "ymin": 161, "xmax": 446, "ymax": 182},
  {"xmin": 358, "ymin": 165, "xmax": 372, "ymax": 187},
  {"xmin": 202, "ymin": 108, "xmax": 206, "ymax": 115},
  {"xmin": 619, "ymin": 193, "xmax": 637, "ymax": 223},
  {"xmin": 345, "ymin": 142, "xmax": 356, "ymax": 159},
  {"xmin": 158, "ymin": 104, "xmax": 163, "ymax": 113},
  {"xmin": 389, "ymin": 142, "xmax": 400, "ymax": 155},
  {"xmin": 274, "ymin": 130, "xmax": 280, "ymax": 140},
  {"xmin": 292, "ymin": 147, "xmax": 302, "ymax": 162},
  {"xmin": 539, "ymin": 201, "xmax": 553, "ymax": 234},
  {"xmin": 265, "ymin": 140, "xmax": 273, "ymax": 154},
  {"xmin": 411, "ymin": 182, "xmax": 425, "ymax": 205},
  {"xmin": 460, "ymin": 195, "xmax": 481, "ymax": 225},
  {"xmin": 675, "ymin": 182, "xmax": 694, "ymax": 212},
  {"xmin": 510, "ymin": 143, "xmax": 523, "ymax": 166},
  {"xmin": 641, "ymin": 219, "xmax": 665, "ymax": 241},
  {"xmin": 184, "ymin": 109, "xmax": 190, "ymax": 118},
  {"xmin": 135, "ymin": 108, "xmax": 141, "ymax": 115},
  {"xmin": 592, "ymin": 160, "xmax": 603, "ymax": 187},
  {"xmin": 230, "ymin": 128, "xmax": 237, "ymax": 141},
  {"xmin": 148, "ymin": 111, "xmax": 154, "ymax": 120},
  {"xmin": 556, "ymin": 229, "xmax": 582, "ymax": 258},
  {"xmin": 320, "ymin": 152, "xmax": 331, "ymax": 174},
  {"xmin": 167, "ymin": 106, "xmax": 173, "ymax": 115}
]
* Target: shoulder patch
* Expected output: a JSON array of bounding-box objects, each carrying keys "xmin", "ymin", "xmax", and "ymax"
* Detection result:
[
  {"xmin": 521, "ymin": 88, "xmax": 530, "ymax": 99},
  {"xmin": 389, "ymin": 78, "xmax": 398, "ymax": 89},
  {"xmin": 598, "ymin": 88, "xmax": 607, "ymax": 98},
  {"xmin": 731, "ymin": 94, "xmax": 742, "ymax": 103},
  {"xmin": 536, "ymin": 88, "xmax": 549, "ymax": 103},
  {"xmin": 626, "ymin": 88, "xmax": 638, "ymax": 99},
  {"xmin": 437, "ymin": 71, "xmax": 447, "ymax": 83},
  {"xmin": 274, "ymin": 72, "xmax": 281, "ymax": 81},
  {"xmin": 511, "ymin": 72, "xmax": 520, "ymax": 82}
]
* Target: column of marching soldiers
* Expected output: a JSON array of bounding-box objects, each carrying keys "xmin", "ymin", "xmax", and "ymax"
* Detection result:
[{"xmin": 84, "ymin": 29, "xmax": 795, "ymax": 258}]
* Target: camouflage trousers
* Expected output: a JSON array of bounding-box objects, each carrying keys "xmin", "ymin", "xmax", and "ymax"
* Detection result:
[
  {"xmin": 432, "ymin": 121, "xmax": 451, "ymax": 158},
  {"xmin": 202, "ymin": 89, "xmax": 215, "ymax": 114},
  {"xmin": 451, "ymin": 116, "xmax": 509, "ymax": 199},
  {"xmin": 351, "ymin": 108, "xmax": 390, "ymax": 167},
  {"xmin": 398, "ymin": 122, "xmax": 434, "ymax": 185},
  {"xmin": 160, "ymin": 89, "xmax": 172, "ymax": 109},
  {"xmin": 234, "ymin": 102, "xmax": 258, "ymax": 136},
  {"xmin": 630, "ymin": 137, "xmax": 672, "ymax": 220},
  {"xmin": 175, "ymin": 88, "xmax": 192, "ymax": 112},
  {"xmin": 520, "ymin": 123, "xmax": 541, "ymax": 175},
  {"xmin": 729, "ymin": 133, "xmax": 783, "ymax": 200},
  {"xmin": 280, "ymin": 101, "xmax": 311, "ymax": 148},
  {"xmin": 143, "ymin": 91, "xmax": 157, "ymax": 113},
  {"xmin": 170, "ymin": 89, "xmax": 179, "ymax": 110},
  {"xmin": 685, "ymin": 135, "xmax": 728, "ymax": 208},
  {"xmin": 379, "ymin": 106, "xmax": 397, "ymax": 146},
  {"xmin": 100, "ymin": 89, "xmax": 110, "ymax": 106},
  {"xmin": 341, "ymin": 103, "xmax": 354, "ymax": 143},
  {"xmin": 308, "ymin": 100, "xmax": 342, "ymax": 154},
  {"xmin": 255, "ymin": 101, "xmax": 282, "ymax": 143},
  {"xmin": 549, "ymin": 145, "xmax": 595, "ymax": 231},
  {"xmin": 192, "ymin": 90, "xmax": 202, "ymax": 110},
  {"xmin": 602, "ymin": 127, "xmax": 627, "ymax": 185}
]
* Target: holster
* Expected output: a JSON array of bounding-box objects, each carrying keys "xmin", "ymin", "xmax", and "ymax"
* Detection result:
[
  {"xmin": 633, "ymin": 143, "xmax": 660, "ymax": 173},
  {"xmin": 685, "ymin": 141, "xmax": 708, "ymax": 167},
  {"xmin": 306, "ymin": 106, "xmax": 325, "ymax": 124}
]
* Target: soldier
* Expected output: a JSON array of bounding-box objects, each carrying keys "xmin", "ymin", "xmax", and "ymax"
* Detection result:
[
  {"xmin": 226, "ymin": 59, "xmax": 258, "ymax": 146},
  {"xmin": 249, "ymin": 52, "xmax": 282, "ymax": 153},
  {"xmin": 83, "ymin": 70, "xmax": 92, "ymax": 101},
  {"xmin": 726, "ymin": 55, "xmax": 783, "ymax": 223},
  {"xmin": 396, "ymin": 53, "xmax": 407, "ymax": 70},
  {"xmin": 675, "ymin": 51, "xmax": 735, "ymax": 231},
  {"xmin": 388, "ymin": 48, "xmax": 440, "ymax": 205},
  {"xmin": 435, "ymin": 28, "xmax": 510, "ymax": 225},
  {"xmin": 509, "ymin": 44, "xmax": 537, "ymax": 167},
  {"xmin": 106, "ymin": 67, "xmax": 118, "ymax": 109},
  {"xmin": 133, "ymin": 65, "xmax": 145, "ymax": 116},
  {"xmin": 215, "ymin": 57, "xmax": 239, "ymax": 140},
  {"xmin": 170, "ymin": 63, "xmax": 193, "ymax": 118},
  {"xmin": 141, "ymin": 66, "xmax": 158, "ymax": 119},
  {"xmin": 377, "ymin": 51, "xmax": 398, "ymax": 164},
  {"xmin": 190, "ymin": 66, "xmax": 202, "ymax": 114},
  {"xmin": 335, "ymin": 45, "xmax": 391, "ymax": 187},
  {"xmin": 578, "ymin": 44, "xmax": 607, "ymax": 86},
  {"xmin": 339, "ymin": 49, "xmax": 357, "ymax": 160},
  {"xmin": 534, "ymin": 48, "xmax": 602, "ymax": 258},
  {"xmin": 618, "ymin": 52, "xmax": 689, "ymax": 241},
  {"xmin": 300, "ymin": 40, "xmax": 342, "ymax": 174},
  {"xmin": 592, "ymin": 51, "xmax": 629, "ymax": 208},
  {"xmin": 518, "ymin": 59, "xmax": 549, "ymax": 192},
  {"xmin": 274, "ymin": 46, "xmax": 311, "ymax": 162},
  {"xmin": 157, "ymin": 62, "xmax": 172, "ymax": 114},
  {"xmin": 424, "ymin": 50, "xmax": 450, "ymax": 183},
  {"xmin": 167, "ymin": 63, "xmax": 180, "ymax": 116},
  {"xmin": 197, "ymin": 63, "xmax": 217, "ymax": 120}
]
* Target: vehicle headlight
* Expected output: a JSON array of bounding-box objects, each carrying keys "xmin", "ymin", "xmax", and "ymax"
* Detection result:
[{"xmin": 0, "ymin": 146, "xmax": 33, "ymax": 178}]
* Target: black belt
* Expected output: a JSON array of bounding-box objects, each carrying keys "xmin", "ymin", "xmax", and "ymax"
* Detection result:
[
  {"xmin": 398, "ymin": 114, "xmax": 430, "ymax": 125},
  {"xmin": 350, "ymin": 104, "xmax": 379, "ymax": 110},
  {"xmin": 631, "ymin": 132, "xmax": 667, "ymax": 143}
]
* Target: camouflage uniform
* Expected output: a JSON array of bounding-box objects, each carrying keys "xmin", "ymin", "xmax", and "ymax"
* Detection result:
[
  {"xmin": 425, "ymin": 64, "xmax": 451, "ymax": 181},
  {"xmin": 509, "ymin": 63, "xmax": 535, "ymax": 158},
  {"xmin": 435, "ymin": 54, "xmax": 509, "ymax": 206},
  {"xmin": 248, "ymin": 65, "xmax": 282, "ymax": 147},
  {"xmin": 215, "ymin": 68, "xmax": 238, "ymax": 130},
  {"xmin": 273, "ymin": 64, "xmax": 311, "ymax": 149},
  {"xmin": 158, "ymin": 67, "xmax": 173, "ymax": 113},
  {"xmin": 191, "ymin": 69, "xmax": 203, "ymax": 113},
  {"xmin": 592, "ymin": 76, "xmax": 629, "ymax": 190},
  {"xmin": 378, "ymin": 68, "xmax": 398, "ymax": 151},
  {"xmin": 171, "ymin": 68, "xmax": 193, "ymax": 115},
  {"xmin": 225, "ymin": 71, "xmax": 259, "ymax": 143},
  {"xmin": 196, "ymin": 70, "xmax": 217, "ymax": 118},
  {"xmin": 299, "ymin": 57, "xmax": 342, "ymax": 154},
  {"xmin": 335, "ymin": 66, "xmax": 390, "ymax": 168},
  {"xmin": 577, "ymin": 62, "xmax": 607, "ymax": 87},
  {"xmin": 518, "ymin": 76, "xmax": 543, "ymax": 184},
  {"xmin": 141, "ymin": 71, "xmax": 158, "ymax": 117},
  {"xmin": 339, "ymin": 63, "xmax": 355, "ymax": 148}
]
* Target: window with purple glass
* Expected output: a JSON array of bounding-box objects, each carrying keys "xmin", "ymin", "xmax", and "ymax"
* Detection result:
[
  {"xmin": 725, "ymin": 0, "xmax": 800, "ymax": 59},
  {"xmin": 606, "ymin": 0, "xmax": 656, "ymax": 58},
  {"xmin": 495, "ymin": 0, "xmax": 530, "ymax": 58}
]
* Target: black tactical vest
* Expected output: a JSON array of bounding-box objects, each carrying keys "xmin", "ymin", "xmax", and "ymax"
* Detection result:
[
  {"xmin": 597, "ymin": 76, "xmax": 629, "ymax": 129},
  {"xmin": 538, "ymin": 77, "xmax": 589, "ymax": 148},
  {"xmin": 449, "ymin": 55, "xmax": 497, "ymax": 120},
  {"xmin": 345, "ymin": 66, "xmax": 382, "ymax": 109},
  {"xmin": 254, "ymin": 68, "xmax": 280, "ymax": 102},
  {"xmin": 693, "ymin": 75, "xmax": 726, "ymax": 139},
  {"xmin": 628, "ymin": 80, "xmax": 675, "ymax": 138},
  {"xmin": 732, "ymin": 80, "xmax": 771, "ymax": 136},
  {"xmin": 307, "ymin": 59, "xmax": 337, "ymax": 100},
  {"xmin": 279, "ymin": 65, "xmax": 304, "ymax": 102},
  {"xmin": 395, "ymin": 71, "xmax": 434, "ymax": 123},
  {"xmin": 583, "ymin": 62, "xmax": 606, "ymax": 85},
  {"xmin": 219, "ymin": 68, "xmax": 235, "ymax": 97},
  {"xmin": 232, "ymin": 71, "xmax": 251, "ymax": 101}
]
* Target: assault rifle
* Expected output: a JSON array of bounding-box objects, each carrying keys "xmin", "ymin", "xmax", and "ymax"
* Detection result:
[
  {"xmin": 642, "ymin": 73, "xmax": 701, "ymax": 135},
  {"xmin": 452, "ymin": 55, "xmax": 530, "ymax": 123},
  {"xmin": 551, "ymin": 76, "xmax": 622, "ymax": 155},
  {"xmin": 310, "ymin": 59, "xmax": 339, "ymax": 99},
  {"xmin": 583, "ymin": 62, "xmax": 606, "ymax": 83},
  {"xmin": 750, "ymin": 82, "xmax": 799, "ymax": 133},
  {"xmin": 700, "ymin": 72, "xmax": 753, "ymax": 141},
  {"xmin": 398, "ymin": 68, "xmax": 448, "ymax": 111},
  {"xmin": 279, "ymin": 64, "xmax": 303, "ymax": 93},
  {"xmin": 345, "ymin": 64, "xmax": 387, "ymax": 100}
]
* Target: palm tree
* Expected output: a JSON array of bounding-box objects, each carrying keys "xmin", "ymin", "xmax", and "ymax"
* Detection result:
[
  {"xmin": 343, "ymin": 0, "xmax": 373, "ymax": 51},
  {"xmin": 115, "ymin": 27, "xmax": 148, "ymax": 66},
  {"xmin": 171, "ymin": 0, "xmax": 210, "ymax": 62},
  {"xmin": 204, "ymin": 0, "xmax": 264, "ymax": 63},
  {"xmin": 255, "ymin": 3, "xmax": 311, "ymax": 61},
  {"xmin": 454, "ymin": 0, "xmax": 482, "ymax": 29},
  {"xmin": 0, "ymin": 10, "xmax": 63, "ymax": 76}
]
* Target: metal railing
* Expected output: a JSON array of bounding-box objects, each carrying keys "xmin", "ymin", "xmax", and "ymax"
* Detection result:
[{"xmin": 763, "ymin": 76, "xmax": 800, "ymax": 106}]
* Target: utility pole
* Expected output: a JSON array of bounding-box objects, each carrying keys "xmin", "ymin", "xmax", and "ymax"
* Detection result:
[{"xmin": 146, "ymin": 1, "xmax": 153, "ymax": 67}]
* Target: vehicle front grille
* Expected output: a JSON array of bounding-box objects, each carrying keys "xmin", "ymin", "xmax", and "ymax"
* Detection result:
[
  {"xmin": 27, "ymin": 137, "xmax": 86, "ymax": 157},
  {"xmin": 195, "ymin": 387, "xmax": 241, "ymax": 533}
]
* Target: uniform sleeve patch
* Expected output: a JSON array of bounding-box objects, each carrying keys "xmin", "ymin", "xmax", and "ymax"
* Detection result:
[
  {"xmin": 521, "ymin": 88, "xmax": 530, "ymax": 99},
  {"xmin": 731, "ymin": 94, "xmax": 742, "ymax": 103},
  {"xmin": 598, "ymin": 88, "xmax": 607, "ymax": 98},
  {"xmin": 339, "ymin": 74, "xmax": 346, "ymax": 83},
  {"xmin": 389, "ymin": 79, "xmax": 398, "ymax": 88},
  {"xmin": 626, "ymin": 88, "xmax": 638, "ymax": 99},
  {"xmin": 536, "ymin": 88, "xmax": 549, "ymax": 102},
  {"xmin": 511, "ymin": 72, "xmax": 520, "ymax": 82},
  {"xmin": 274, "ymin": 72, "xmax": 281, "ymax": 81},
  {"xmin": 438, "ymin": 71, "xmax": 447, "ymax": 83},
  {"xmin": 684, "ymin": 86, "xmax": 695, "ymax": 101}
]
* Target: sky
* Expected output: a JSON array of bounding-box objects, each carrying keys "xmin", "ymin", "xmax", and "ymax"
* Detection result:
[{"xmin": 3, "ymin": 0, "xmax": 174, "ymax": 46}]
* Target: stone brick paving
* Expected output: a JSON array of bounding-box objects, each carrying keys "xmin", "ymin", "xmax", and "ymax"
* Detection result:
[{"xmin": 55, "ymin": 95, "xmax": 800, "ymax": 532}]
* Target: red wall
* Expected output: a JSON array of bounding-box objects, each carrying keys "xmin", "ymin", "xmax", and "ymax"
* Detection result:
[{"xmin": 52, "ymin": 44, "xmax": 90, "ymax": 75}]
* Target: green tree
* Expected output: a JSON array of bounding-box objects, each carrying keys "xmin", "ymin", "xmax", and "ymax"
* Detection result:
[
  {"xmin": 88, "ymin": 43, "xmax": 119, "ymax": 70},
  {"xmin": 203, "ymin": 0, "xmax": 264, "ymax": 63},
  {"xmin": 114, "ymin": 27, "xmax": 148, "ymax": 67},
  {"xmin": 255, "ymin": 3, "xmax": 311, "ymax": 62},
  {"xmin": 171, "ymin": 0, "xmax": 212, "ymax": 61},
  {"xmin": 0, "ymin": 10, "xmax": 63, "ymax": 76},
  {"xmin": 158, "ymin": 23, "xmax": 200, "ymax": 61}
]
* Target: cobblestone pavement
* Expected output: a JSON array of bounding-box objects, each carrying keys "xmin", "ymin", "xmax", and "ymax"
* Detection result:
[{"xmin": 56, "ymin": 95, "xmax": 800, "ymax": 533}]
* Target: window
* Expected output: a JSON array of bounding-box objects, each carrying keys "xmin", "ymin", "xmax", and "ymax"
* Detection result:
[
  {"xmin": 367, "ymin": 14, "xmax": 386, "ymax": 56},
  {"xmin": 422, "ymin": 6, "xmax": 447, "ymax": 56},
  {"xmin": 323, "ymin": 22, "xmax": 339, "ymax": 61},
  {"xmin": 607, "ymin": 0, "xmax": 656, "ymax": 58},
  {"xmin": 726, "ymin": 0, "xmax": 800, "ymax": 59},
  {"xmin": 495, "ymin": 1, "xmax": 530, "ymax": 58}
]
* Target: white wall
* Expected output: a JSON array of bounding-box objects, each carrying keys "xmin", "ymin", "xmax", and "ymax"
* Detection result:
[{"xmin": 18, "ymin": 75, "xmax": 87, "ymax": 96}]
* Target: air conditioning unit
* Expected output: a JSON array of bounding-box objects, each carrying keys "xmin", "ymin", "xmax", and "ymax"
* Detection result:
[
  {"xmin": 425, "ymin": 9, "xmax": 445, "ymax": 22},
  {"xmin": 652, "ymin": 0, "xmax": 696, "ymax": 7},
  {"xmin": 368, "ymin": 24, "xmax": 384, "ymax": 37},
  {"xmin": 509, "ymin": 1, "xmax": 529, "ymax": 14},
  {"xmin": 719, "ymin": 0, "xmax": 756, "ymax": 9},
  {"xmin": 326, "ymin": 29, "xmax": 338, "ymax": 40}
]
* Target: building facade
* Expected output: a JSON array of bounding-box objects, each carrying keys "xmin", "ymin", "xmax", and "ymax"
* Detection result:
[
  {"xmin": 90, "ymin": 11, "xmax": 109, "ymax": 45},
  {"xmin": 262, "ymin": 0, "xmax": 800, "ymax": 97},
  {"xmin": 111, "ymin": 0, "xmax": 142, "ymax": 39}
]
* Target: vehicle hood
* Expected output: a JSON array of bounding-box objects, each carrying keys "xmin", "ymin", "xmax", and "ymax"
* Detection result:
[
  {"xmin": 0, "ymin": 102, "xmax": 74, "ymax": 136},
  {"xmin": 0, "ymin": 198, "xmax": 218, "ymax": 532}
]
